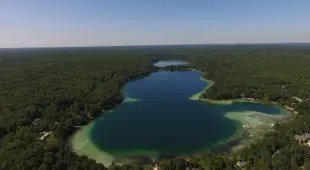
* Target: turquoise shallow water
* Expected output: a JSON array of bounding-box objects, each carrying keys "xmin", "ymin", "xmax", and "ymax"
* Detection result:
[{"xmin": 89, "ymin": 71, "xmax": 285, "ymax": 160}]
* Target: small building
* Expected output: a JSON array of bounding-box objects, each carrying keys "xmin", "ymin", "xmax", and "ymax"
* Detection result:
[
  {"xmin": 246, "ymin": 98, "xmax": 255, "ymax": 101},
  {"xmin": 236, "ymin": 161, "xmax": 248, "ymax": 168},
  {"xmin": 284, "ymin": 105, "xmax": 294, "ymax": 111},
  {"xmin": 243, "ymin": 124, "xmax": 251, "ymax": 129},
  {"xmin": 39, "ymin": 131, "xmax": 52, "ymax": 141},
  {"xmin": 293, "ymin": 96, "xmax": 303, "ymax": 103},
  {"xmin": 240, "ymin": 93, "xmax": 245, "ymax": 98},
  {"xmin": 52, "ymin": 122, "xmax": 59, "ymax": 129},
  {"xmin": 294, "ymin": 133, "xmax": 310, "ymax": 146},
  {"xmin": 153, "ymin": 164, "xmax": 159, "ymax": 170},
  {"xmin": 32, "ymin": 118, "xmax": 41, "ymax": 126}
]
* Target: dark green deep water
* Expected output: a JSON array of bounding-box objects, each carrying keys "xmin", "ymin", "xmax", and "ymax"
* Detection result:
[{"xmin": 89, "ymin": 70, "xmax": 285, "ymax": 160}]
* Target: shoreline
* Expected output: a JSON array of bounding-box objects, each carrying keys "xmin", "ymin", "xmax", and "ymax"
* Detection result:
[
  {"xmin": 70, "ymin": 68, "xmax": 294, "ymax": 166},
  {"xmin": 70, "ymin": 122, "xmax": 115, "ymax": 166},
  {"xmin": 188, "ymin": 74, "xmax": 293, "ymax": 153},
  {"xmin": 189, "ymin": 74, "xmax": 295, "ymax": 113},
  {"xmin": 123, "ymin": 97, "xmax": 139, "ymax": 102}
]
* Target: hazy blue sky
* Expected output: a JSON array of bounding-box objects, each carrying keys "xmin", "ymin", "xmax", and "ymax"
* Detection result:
[{"xmin": 1, "ymin": 0, "xmax": 310, "ymax": 47}]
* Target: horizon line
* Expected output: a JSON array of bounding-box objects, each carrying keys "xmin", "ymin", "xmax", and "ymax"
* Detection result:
[{"xmin": 1, "ymin": 42, "xmax": 310, "ymax": 50}]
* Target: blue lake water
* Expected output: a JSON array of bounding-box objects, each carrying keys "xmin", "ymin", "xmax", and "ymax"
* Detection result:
[
  {"xmin": 153, "ymin": 60, "xmax": 189, "ymax": 67},
  {"xmin": 89, "ymin": 71, "xmax": 286, "ymax": 161}
]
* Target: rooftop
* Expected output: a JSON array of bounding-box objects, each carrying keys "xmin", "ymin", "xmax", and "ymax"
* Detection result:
[{"xmin": 294, "ymin": 133, "xmax": 310, "ymax": 142}]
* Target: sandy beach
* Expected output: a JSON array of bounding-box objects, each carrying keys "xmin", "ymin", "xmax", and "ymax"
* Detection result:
[
  {"xmin": 70, "ymin": 120, "xmax": 161, "ymax": 166},
  {"xmin": 123, "ymin": 97, "xmax": 139, "ymax": 102},
  {"xmin": 70, "ymin": 122, "xmax": 115, "ymax": 166}
]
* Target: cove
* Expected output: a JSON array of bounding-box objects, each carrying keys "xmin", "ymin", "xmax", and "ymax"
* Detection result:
[{"xmin": 71, "ymin": 69, "xmax": 290, "ymax": 166}]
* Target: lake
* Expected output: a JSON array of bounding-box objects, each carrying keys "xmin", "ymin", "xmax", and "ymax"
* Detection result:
[
  {"xmin": 153, "ymin": 60, "xmax": 189, "ymax": 67},
  {"xmin": 71, "ymin": 62, "xmax": 290, "ymax": 166}
]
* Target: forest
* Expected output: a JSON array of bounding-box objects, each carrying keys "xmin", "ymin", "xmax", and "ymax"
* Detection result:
[{"xmin": 0, "ymin": 45, "xmax": 310, "ymax": 170}]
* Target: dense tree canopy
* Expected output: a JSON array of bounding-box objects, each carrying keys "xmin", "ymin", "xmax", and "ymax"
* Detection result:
[
  {"xmin": 0, "ymin": 45, "xmax": 310, "ymax": 170},
  {"xmin": 0, "ymin": 48, "xmax": 153, "ymax": 170},
  {"xmin": 150, "ymin": 45, "xmax": 310, "ymax": 170}
]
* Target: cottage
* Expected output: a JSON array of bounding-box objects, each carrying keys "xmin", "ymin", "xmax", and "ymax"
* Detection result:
[
  {"xmin": 153, "ymin": 164, "xmax": 159, "ymax": 170},
  {"xmin": 240, "ymin": 93, "xmax": 245, "ymax": 98},
  {"xmin": 236, "ymin": 161, "xmax": 248, "ymax": 168},
  {"xmin": 243, "ymin": 124, "xmax": 251, "ymax": 129},
  {"xmin": 284, "ymin": 105, "xmax": 294, "ymax": 111},
  {"xmin": 293, "ymin": 96, "xmax": 303, "ymax": 103},
  {"xmin": 246, "ymin": 98, "xmax": 255, "ymax": 101},
  {"xmin": 294, "ymin": 133, "xmax": 310, "ymax": 146},
  {"xmin": 32, "ymin": 118, "xmax": 41, "ymax": 126},
  {"xmin": 39, "ymin": 131, "xmax": 52, "ymax": 141}
]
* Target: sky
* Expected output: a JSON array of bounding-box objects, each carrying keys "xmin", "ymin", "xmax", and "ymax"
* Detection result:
[{"xmin": 0, "ymin": 0, "xmax": 310, "ymax": 48}]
